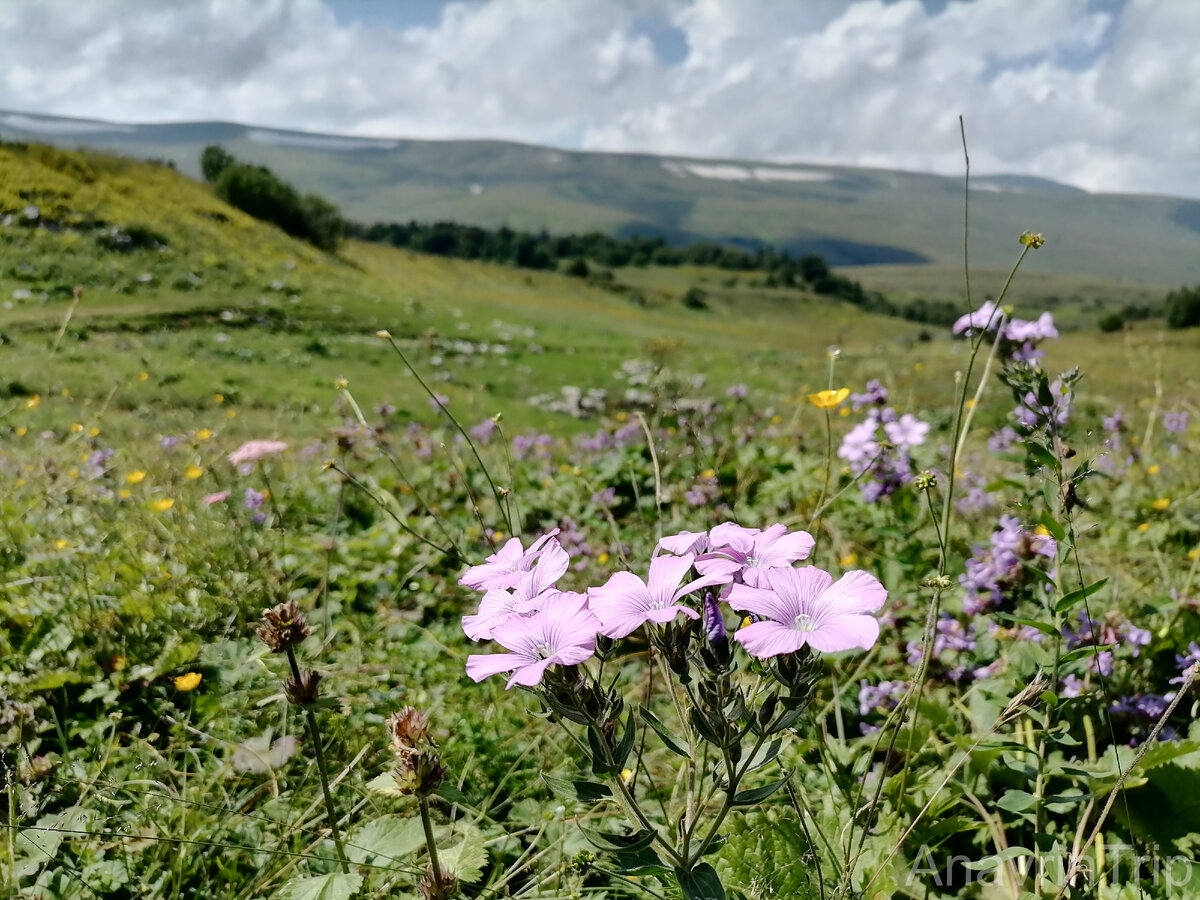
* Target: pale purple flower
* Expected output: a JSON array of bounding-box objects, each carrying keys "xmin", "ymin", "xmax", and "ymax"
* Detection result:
[
  {"xmin": 470, "ymin": 418, "xmax": 498, "ymax": 442},
  {"xmin": 725, "ymin": 383, "xmax": 748, "ymax": 399},
  {"xmin": 727, "ymin": 567, "xmax": 886, "ymax": 657},
  {"xmin": 228, "ymin": 439, "xmax": 288, "ymax": 466},
  {"xmin": 459, "ymin": 530, "xmax": 565, "ymax": 591},
  {"xmin": 463, "ymin": 578, "xmax": 584, "ymax": 641},
  {"xmin": 1102, "ymin": 411, "xmax": 1125, "ymax": 434},
  {"xmin": 1005, "ymin": 312, "xmax": 1057, "ymax": 343},
  {"xmin": 1163, "ymin": 411, "xmax": 1189, "ymax": 434},
  {"xmin": 656, "ymin": 530, "xmax": 709, "ymax": 557},
  {"xmin": 883, "ymin": 414, "xmax": 929, "ymax": 449},
  {"xmin": 838, "ymin": 417, "xmax": 880, "ymax": 469},
  {"xmin": 952, "ymin": 301, "xmax": 1002, "ymax": 335},
  {"xmin": 428, "ymin": 393, "xmax": 450, "ymax": 412},
  {"xmin": 851, "ymin": 379, "xmax": 888, "ymax": 409},
  {"xmin": 465, "ymin": 594, "xmax": 600, "ymax": 689},
  {"xmin": 988, "ymin": 426, "xmax": 1020, "ymax": 452},
  {"xmin": 588, "ymin": 554, "xmax": 732, "ymax": 639},
  {"xmin": 243, "ymin": 488, "xmax": 265, "ymax": 509},
  {"xmin": 697, "ymin": 523, "xmax": 815, "ymax": 587}
]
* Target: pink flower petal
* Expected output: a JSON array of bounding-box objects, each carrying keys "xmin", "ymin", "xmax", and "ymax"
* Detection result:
[
  {"xmin": 805, "ymin": 613, "xmax": 880, "ymax": 653},
  {"xmin": 465, "ymin": 652, "xmax": 523, "ymax": 682},
  {"xmin": 820, "ymin": 570, "xmax": 888, "ymax": 614},
  {"xmin": 734, "ymin": 620, "xmax": 807, "ymax": 658}
]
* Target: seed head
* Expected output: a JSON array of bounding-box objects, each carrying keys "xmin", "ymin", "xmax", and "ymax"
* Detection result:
[
  {"xmin": 284, "ymin": 669, "xmax": 322, "ymax": 706},
  {"xmin": 388, "ymin": 706, "xmax": 430, "ymax": 750}
]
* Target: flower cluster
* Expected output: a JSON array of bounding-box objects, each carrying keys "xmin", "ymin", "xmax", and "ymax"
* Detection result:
[
  {"xmin": 960, "ymin": 515, "xmax": 1056, "ymax": 616},
  {"xmin": 952, "ymin": 301, "xmax": 1058, "ymax": 363},
  {"xmin": 460, "ymin": 522, "xmax": 887, "ymax": 688},
  {"xmin": 838, "ymin": 380, "xmax": 930, "ymax": 501}
]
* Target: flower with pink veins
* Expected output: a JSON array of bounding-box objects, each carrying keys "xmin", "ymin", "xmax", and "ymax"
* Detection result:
[
  {"xmin": 728, "ymin": 566, "xmax": 886, "ymax": 658},
  {"xmin": 462, "ymin": 569, "xmax": 586, "ymax": 640},
  {"xmin": 459, "ymin": 529, "xmax": 564, "ymax": 591},
  {"xmin": 589, "ymin": 553, "xmax": 732, "ymax": 639},
  {"xmin": 696, "ymin": 523, "xmax": 815, "ymax": 588},
  {"xmin": 465, "ymin": 594, "xmax": 600, "ymax": 689}
]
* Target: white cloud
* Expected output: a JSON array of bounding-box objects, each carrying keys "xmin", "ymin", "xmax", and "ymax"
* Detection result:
[{"xmin": 1, "ymin": 0, "xmax": 1198, "ymax": 197}]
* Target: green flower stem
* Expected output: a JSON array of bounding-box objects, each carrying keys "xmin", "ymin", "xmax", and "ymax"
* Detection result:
[
  {"xmin": 285, "ymin": 647, "xmax": 350, "ymax": 875},
  {"xmin": 418, "ymin": 796, "xmax": 445, "ymax": 889}
]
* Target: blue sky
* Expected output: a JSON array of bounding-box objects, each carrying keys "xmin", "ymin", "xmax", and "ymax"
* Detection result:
[{"xmin": 2, "ymin": 0, "xmax": 1197, "ymax": 197}]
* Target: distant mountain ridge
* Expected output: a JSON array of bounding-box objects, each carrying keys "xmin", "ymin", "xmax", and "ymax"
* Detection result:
[{"xmin": 3, "ymin": 108, "xmax": 1197, "ymax": 285}]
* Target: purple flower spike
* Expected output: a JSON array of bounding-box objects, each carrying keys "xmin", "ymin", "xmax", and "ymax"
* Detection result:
[
  {"xmin": 727, "ymin": 567, "xmax": 886, "ymax": 658},
  {"xmin": 465, "ymin": 594, "xmax": 600, "ymax": 689},
  {"xmin": 589, "ymin": 554, "xmax": 732, "ymax": 639}
]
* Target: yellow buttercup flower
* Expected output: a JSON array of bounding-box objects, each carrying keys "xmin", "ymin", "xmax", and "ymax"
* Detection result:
[
  {"xmin": 615, "ymin": 411, "xmax": 628, "ymax": 423},
  {"xmin": 808, "ymin": 388, "xmax": 850, "ymax": 410},
  {"xmin": 173, "ymin": 672, "xmax": 202, "ymax": 691},
  {"xmin": 118, "ymin": 489, "xmax": 132, "ymax": 499},
  {"xmin": 137, "ymin": 371, "xmax": 149, "ymax": 381},
  {"xmin": 1146, "ymin": 464, "xmax": 1158, "ymax": 475},
  {"xmin": 838, "ymin": 406, "xmax": 851, "ymax": 417},
  {"xmin": 1034, "ymin": 524, "xmax": 1051, "ymax": 537},
  {"xmin": 89, "ymin": 427, "xmax": 100, "ymax": 437},
  {"xmin": 839, "ymin": 553, "xmax": 858, "ymax": 567},
  {"xmin": 1137, "ymin": 522, "xmax": 1150, "ymax": 532},
  {"xmin": 126, "ymin": 470, "xmax": 147, "ymax": 484},
  {"xmin": 70, "ymin": 423, "xmax": 84, "ymax": 433},
  {"xmin": 23, "ymin": 395, "xmax": 40, "ymax": 409},
  {"xmin": 15, "ymin": 427, "xmax": 27, "ymax": 437},
  {"xmin": 185, "ymin": 465, "xmax": 204, "ymax": 480},
  {"xmin": 150, "ymin": 498, "xmax": 175, "ymax": 512},
  {"xmin": 212, "ymin": 393, "xmax": 225, "ymax": 404},
  {"xmin": 620, "ymin": 768, "xmax": 634, "ymax": 783},
  {"xmin": 54, "ymin": 538, "xmax": 70, "ymax": 550},
  {"xmin": 1189, "ymin": 548, "xmax": 1199, "ymax": 561},
  {"xmin": 701, "ymin": 468, "xmax": 716, "ymax": 480},
  {"xmin": 195, "ymin": 428, "xmax": 213, "ymax": 441},
  {"xmin": 1153, "ymin": 498, "xmax": 1171, "ymax": 511},
  {"xmin": 597, "ymin": 552, "xmax": 610, "ymax": 565}
]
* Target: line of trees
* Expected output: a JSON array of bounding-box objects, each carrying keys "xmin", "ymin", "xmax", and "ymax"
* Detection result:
[
  {"xmin": 200, "ymin": 146, "xmax": 345, "ymax": 252},
  {"xmin": 196, "ymin": 145, "xmax": 963, "ymax": 326}
]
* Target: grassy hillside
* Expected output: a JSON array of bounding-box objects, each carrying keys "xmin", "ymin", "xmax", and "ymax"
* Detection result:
[
  {"xmin": 3, "ymin": 110, "xmax": 1199, "ymax": 287},
  {"xmin": 0, "ymin": 139, "xmax": 1196, "ymax": 454}
]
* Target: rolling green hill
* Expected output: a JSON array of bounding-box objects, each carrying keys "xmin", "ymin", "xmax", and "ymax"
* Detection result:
[{"xmin": 3, "ymin": 109, "xmax": 1198, "ymax": 287}]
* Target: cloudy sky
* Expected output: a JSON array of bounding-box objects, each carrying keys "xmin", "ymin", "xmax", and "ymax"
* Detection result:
[{"xmin": 2, "ymin": 0, "xmax": 1198, "ymax": 197}]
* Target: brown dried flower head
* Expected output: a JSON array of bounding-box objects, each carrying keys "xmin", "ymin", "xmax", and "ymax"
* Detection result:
[
  {"xmin": 387, "ymin": 706, "xmax": 430, "ymax": 751},
  {"xmin": 256, "ymin": 599, "xmax": 310, "ymax": 653},
  {"xmin": 418, "ymin": 864, "xmax": 457, "ymax": 900}
]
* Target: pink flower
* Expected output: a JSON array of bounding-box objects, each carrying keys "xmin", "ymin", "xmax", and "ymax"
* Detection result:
[
  {"xmin": 655, "ymin": 530, "xmax": 709, "ymax": 556},
  {"xmin": 227, "ymin": 440, "xmax": 288, "ymax": 466},
  {"xmin": 465, "ymin": 594, "xmax": 600, "ymax": 689},
  {"xmin": 202, "ymin": 491, "xmax": 230, "ymax": 505},
  {"xmin": 697, "ymin": 523, "xmax": 815, "ymax": 588},
  {"xmin": 459, "ymin": 530, "xmax": 564, "ymax": 591},
  {"xmin": 462, "ymin": 566, "xmax": 578, "ymax": 641},
  {"xmin": 588, "ymin": 554, "xmax": 732, "ymax": 639},
  {"xmin": 727, "ymin": 567, "xmax": 886, "ymax": 658}
]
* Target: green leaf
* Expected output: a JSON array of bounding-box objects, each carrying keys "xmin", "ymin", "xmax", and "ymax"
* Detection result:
[
  {"xmin": 1060, "ymin": 642, "xmax": 1116, "ymax": 664},
  {"xmin": 365, "ymin": 771, "xmax": 404, "ymax": 796},
  {"xmin": 541, "ymin": 774, "xmax": 612, "ymax": 804},
  {"xmin": 640, "ymin": 705, "xmax": 691, "ymax": 758},
  {"xmin": 277, "ymin": 873, "xmax": 363, "ymax": 900},
  {"xmin": 676, "ymin": 861, "xmax": 726, "ymax": 900},
  {"xmin": 1038, "ymin": 511, "xmax": 1066, "ymax": 542},
  {"xmin": 962, "ymin": 846, "xmax": 1034, "ymax": 871},
  {"xmin": 614, "ymin": 709, "xmax": 637, "ymax": 770},
  {"xmin": 742, "ymin": 738, "xmax": 782, "ymax": 772},
  {"xmin": 345, "ymin": 816, "xmax": 426, "ymax": 865},
  {"xmin": 995, "ymin": 790, "xmax": 1036, "ymax": 813},
  {"xmin": 440, "ymin": 829, "xmax": 487, "ymax": 884},
  {"xmin": 732, "ymin": 777, "xmax": 787, "ymax": 806},
  {"xmin": 581, "ymin": 828, "xmax": 658, "ymax": 853},
  {"xmin": 1025, "ymin": 440, "xmax": 1060, "ymax": 472},
  {"xmin": 1054, "ymin": 578, "xmax": 1108, "ymax": 613}
]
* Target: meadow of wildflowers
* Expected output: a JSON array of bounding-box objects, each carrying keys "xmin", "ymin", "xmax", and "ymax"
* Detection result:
[{"xmin": 5, "ymin": 143, "xmax": 1200, "ymax": 899}]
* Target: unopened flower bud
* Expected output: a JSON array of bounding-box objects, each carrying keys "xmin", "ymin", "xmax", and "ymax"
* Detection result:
[
  {"xmin": 913, "ymin": 471, "xmax": 938, "ymax": 491},
  {"xmin": 284, "ymin": 669, "xmax": 322, "ymax": 706},
  {"xmin": 256, "ymin": 599, "xmax": 310, "ymax": 653},
  {"xmin": 921, "ymin": 574, "xmax": 953, "ymax": 591}
]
